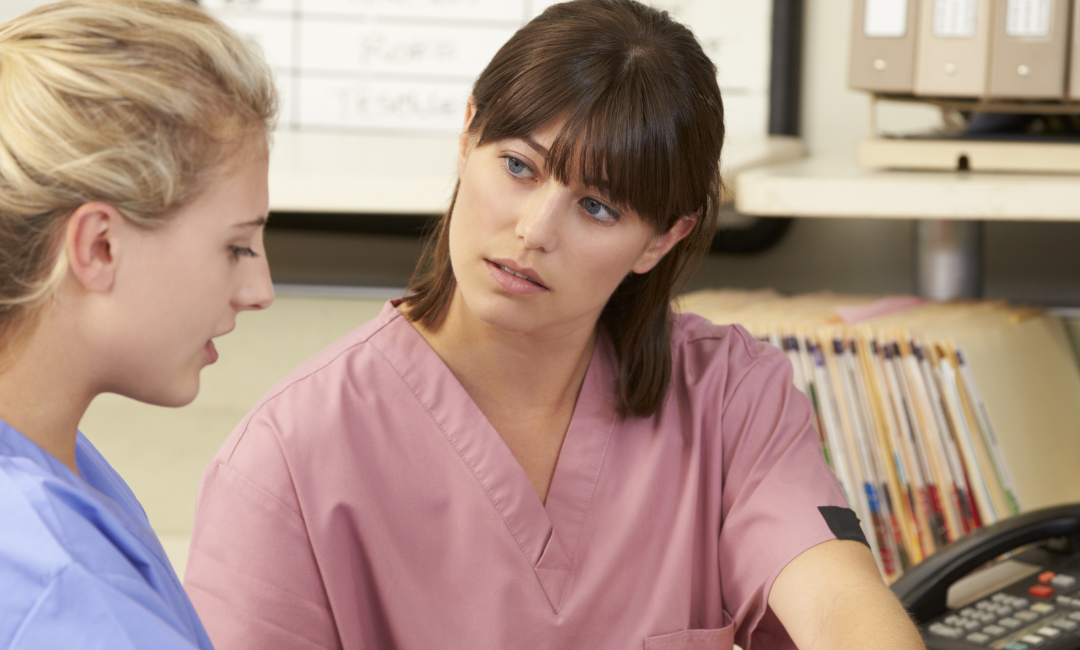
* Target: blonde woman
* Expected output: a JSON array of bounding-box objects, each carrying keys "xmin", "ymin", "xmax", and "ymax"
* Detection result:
[{"xmin": 0, "ymin": 0, "xmax": 276, "ymax": 647}]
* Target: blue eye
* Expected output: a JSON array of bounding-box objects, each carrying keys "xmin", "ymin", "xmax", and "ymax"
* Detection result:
[
  {"xmin": 502, "ymin": 155, "xmax": 534, "ymax": 178},
  {"xmin": 582, "ymin": 197, "xmax": 618, "ymax": 222}
]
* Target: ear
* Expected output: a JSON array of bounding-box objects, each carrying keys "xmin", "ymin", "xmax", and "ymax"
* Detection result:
[
  {"xmin": 631, "ymin": 215, "xmax": 698, "ymax": 275},
  {"xmin": 457, "ymin": 98, "xmax": 478, "ymax": 177},
  {"xmin": 65, "ymin": 202, "xmax": 125, "ymax": 293}
]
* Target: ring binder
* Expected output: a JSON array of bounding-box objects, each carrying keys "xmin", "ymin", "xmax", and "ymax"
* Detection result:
[
  {"xmin": 850, "ymin": 0, "xmax": 921, "ymax": 93},
  {"xmin": 914, "ymin": 0, "xmax": 994, "ymax": 97},
  {"xmin": 988, "ymin": 0, "xmax": 1069, "ymax": 99}
]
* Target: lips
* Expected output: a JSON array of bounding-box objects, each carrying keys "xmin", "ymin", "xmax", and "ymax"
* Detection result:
[
  {"xmin": 487, "ymin": 258, "xmax": 547, "ymax": 289},
  {"xmin": 205, "ymin": 340, "xmax": 219, "ymax": 364}
]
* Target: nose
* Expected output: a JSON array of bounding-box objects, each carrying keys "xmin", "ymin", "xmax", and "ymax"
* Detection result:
[
  {"xmin": 515, "ymin": 183, "xmax": 563, "ymax": 251},
  {"xmin": 233, "ymin": 252, "xmax": 275, "ymax": 312}
]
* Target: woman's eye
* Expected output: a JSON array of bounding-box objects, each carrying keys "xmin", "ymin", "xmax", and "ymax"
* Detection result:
[
  {"xmin": 581, "ymin": 197, "xmax": 618, "ymax": 222},
  {"xmin": 230, "ymin": 246, "xmax": 258, "ymax": 260},
  {"xmin": 502, "ymin": 155, "xmax": 534, "ymax": 178}
]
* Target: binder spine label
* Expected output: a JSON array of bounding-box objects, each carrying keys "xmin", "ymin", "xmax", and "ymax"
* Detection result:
[
  {"xmin": 1006, "ymin": 0, "xmax": 1053, "ymax": 37},
  {"xmin": 865, "ymin": 0, "xmax": 909, "ymax": 38},
  {"xmin": 933, "ymin": 0, "xmax": 978, "ymax": 38}
]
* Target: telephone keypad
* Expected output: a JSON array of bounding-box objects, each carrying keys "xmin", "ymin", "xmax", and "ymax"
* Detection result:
[
  {"xmin": 930, "ymin": 622, "xmax": 965, "ymax": 639},
  {"xmin": 926, "ymin": 570, "xmax": 1080, "ymax": 649},
  {"xmin": 1054, "ymin": 576, "xmax": 1079, "ymax": 589}
]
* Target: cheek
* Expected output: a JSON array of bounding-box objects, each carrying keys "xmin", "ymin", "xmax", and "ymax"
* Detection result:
[
  {"xmin": 143, "ymin": 251, "xmax": 229, "ymax": 324},
  {"xmin": 447, "ymin": 184, "xmax": 499, "ymax": 266},
  {"xmin": 569, "ymin": 233, "xmax": 651, "ymax": 294}
]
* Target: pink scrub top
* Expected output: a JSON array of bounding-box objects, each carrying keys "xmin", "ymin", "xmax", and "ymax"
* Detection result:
[{"xmin": 185, "ymin": 301, "xmax": 853, "ymax": 650}]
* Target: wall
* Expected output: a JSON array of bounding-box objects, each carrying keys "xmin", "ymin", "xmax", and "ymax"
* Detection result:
[
  {"xmin": 269, "ymin": 0, "xmax": 1080, "ymax": 307},
  {"xmin": 705, "ymin": 0, "xmax": 1080, "ymax": 306}
]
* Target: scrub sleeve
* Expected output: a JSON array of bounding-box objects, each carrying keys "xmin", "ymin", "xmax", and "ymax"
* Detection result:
[
  {"xmin": 692, "ymin": 320, "xmax": 857, "ymax": 649},
  {"xmin": 186, "ymin": 416, "xmax": 340, "ymax": 650}
]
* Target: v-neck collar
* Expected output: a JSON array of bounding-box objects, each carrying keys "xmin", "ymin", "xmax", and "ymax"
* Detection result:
[{"xmin": 371, "ymin": 302, "xmax": 619, "ymax": 612}]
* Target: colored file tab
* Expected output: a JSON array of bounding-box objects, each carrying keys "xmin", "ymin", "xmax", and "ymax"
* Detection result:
[{"xmin": 677, "ymin": 290, "xmax": 1080, "ymax": 584}]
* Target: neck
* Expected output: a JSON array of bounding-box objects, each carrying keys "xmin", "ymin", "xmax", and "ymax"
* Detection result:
[
  {"xmin": 0, "ymin": 311, "xmax": 95, "ymax": 476},
  {"xmin": 409, "ymin": 292, "xmax": 598, "ymax": 417}
]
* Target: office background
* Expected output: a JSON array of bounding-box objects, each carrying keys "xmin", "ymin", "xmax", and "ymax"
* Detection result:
[{"xmin": 2, "ymin": 0, "xmax": 1079, "ymax": 579}]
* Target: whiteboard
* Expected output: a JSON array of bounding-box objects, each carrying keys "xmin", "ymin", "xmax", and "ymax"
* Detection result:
[
  {"xmin": 1, "ymin": 1, "xmax": 774, "ymax": 139},
  {"xmin": 203, "ymin": 0, "xmax": 773, "ymax": 139}
]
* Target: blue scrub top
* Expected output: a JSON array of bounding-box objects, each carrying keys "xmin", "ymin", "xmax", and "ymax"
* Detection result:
[{"xmin": 0, "ymin": 419, "xmax": 213, "ymax": 649}]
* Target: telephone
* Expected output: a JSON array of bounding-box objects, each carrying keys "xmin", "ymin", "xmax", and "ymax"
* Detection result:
[{"xmin": 891, "ymin": 504, "xmax": 1080, "ymax": 650}]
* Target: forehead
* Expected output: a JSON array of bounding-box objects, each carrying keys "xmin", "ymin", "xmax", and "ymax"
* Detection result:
[{"xmin": 164, "ymin": 147, "xmax": 269, "ymax": 233}]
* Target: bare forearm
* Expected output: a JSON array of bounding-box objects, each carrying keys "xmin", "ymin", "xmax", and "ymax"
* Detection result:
[
  {"xmin": 807, "ymin": 583, "xmax": 925, "ymax": 650},
  {"xmin": 770, "ymin": 540, "xmax": 926, "ymax": 650}
]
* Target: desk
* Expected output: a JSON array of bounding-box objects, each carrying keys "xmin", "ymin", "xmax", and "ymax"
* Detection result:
[
  {"xmin": 268, "ymin": 130, "xmax": 806, "ymax": 214},
  {"xmin": 734, "ymin": 155, "xmax": 1080, "ymax": 299}
]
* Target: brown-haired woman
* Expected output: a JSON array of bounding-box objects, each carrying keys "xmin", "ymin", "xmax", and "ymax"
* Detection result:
[{"xmin": 185, "ymin": 2, "xmax": 923, "ymax": 648}]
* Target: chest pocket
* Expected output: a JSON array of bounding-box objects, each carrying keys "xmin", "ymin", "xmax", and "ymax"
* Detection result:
[{"xmin": 643, "ymin": 624, "xmax": 734, "ymax": 650}]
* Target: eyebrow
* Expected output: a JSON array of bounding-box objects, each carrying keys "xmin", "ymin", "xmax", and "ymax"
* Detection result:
[
  {"xmin": 234, "ymin": 216, "xmax": 268, "ymax": 229},
  {"xmin": 518, "ymin": 136, "xmax": 550, "ymax": 160}
]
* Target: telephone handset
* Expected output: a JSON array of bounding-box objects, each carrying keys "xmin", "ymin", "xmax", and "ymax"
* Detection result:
[{"xmin": 891, "ymin": 504, "xmax": 1080, "ymax": 650}]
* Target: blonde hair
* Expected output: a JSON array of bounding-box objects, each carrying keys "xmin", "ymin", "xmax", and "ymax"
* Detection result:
[{"xmin": 0, "ymin": 0, "xmax": 277, "ymax": 356}]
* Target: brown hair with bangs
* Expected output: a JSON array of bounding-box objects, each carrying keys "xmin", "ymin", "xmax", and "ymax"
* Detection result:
[{"xmin": 403, "ymin": 0, "xmax": 725, "ymax": 418}]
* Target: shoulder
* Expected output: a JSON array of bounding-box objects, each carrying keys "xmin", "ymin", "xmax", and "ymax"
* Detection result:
[
  {"xmin": 0, "ymin": 441, "xmax": 200, "ymax": 648},
  {"xmin": 202, "ymin": 301, "xmax": 418, "ymax": 509},
  {"xmin": 215, "ymin": 301, "xmax": 403, "ymax": 458},
  {"xmin": 670, "ymin": 310, "xmax": 792, "ymax": 404},
  {"xmin": 75, "ymin": 434, "xmax": 147, "ymax": 523},
  {"xmin": 254, "ymin": 300, "xmax": 402, "ymax": 410},
  {"xmin": 0, "ymin": 457, "xmax": 82, "ymax": 640}
]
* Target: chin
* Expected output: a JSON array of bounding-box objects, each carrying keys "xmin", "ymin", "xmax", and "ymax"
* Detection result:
[
  {"xmin": 466, "ymin": 293, "xmax": 546, "ymax": 334},
  {"xmin": 128, "ymin": 378, "xmax": 201, "ymax": 408},
  {"xmin": 157, "ymin": 391, "xmax": 199, "ymax": 408}
]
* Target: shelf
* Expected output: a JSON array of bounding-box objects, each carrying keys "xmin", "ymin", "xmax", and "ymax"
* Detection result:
[
  {"xmin": 734, "ymin": 154, "xmax": 1080, "ymax": 222},
  {"xmin": 870, "ymin": 92, "xmax": 1080, "ymax": 116},
  {"xmin": 268, "ymin": 130, "xmax": 806, "ymax": 215}
]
